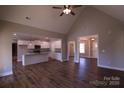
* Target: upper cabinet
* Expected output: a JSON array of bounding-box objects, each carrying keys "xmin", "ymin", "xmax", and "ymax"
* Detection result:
[
  {"xmin": 18, "ymin": 40, "xmax": 29, "ymax": 45},
  {"xmin": 41, "ymin": 41, "xmax": 50, "ymax": 48},
  {"xmin": 54, "ymin": 40, "xmax": 61, "ymax": 48},
  {"xmin": 18, "ymin": 40, "xmax": 50, "ymax": 49},
  {"xmin": 50, "ymin": 40, "xmax": 62, "ymax": 52}
]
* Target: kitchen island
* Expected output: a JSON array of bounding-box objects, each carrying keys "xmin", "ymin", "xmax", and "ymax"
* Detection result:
[{"xmin": 22, "ymin": 52, "xmax": 49, "ymax": 66}]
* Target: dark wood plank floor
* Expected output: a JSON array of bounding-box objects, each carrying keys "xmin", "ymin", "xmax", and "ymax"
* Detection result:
[{"xmin": 0, "ymin": 58, "xmax": 124, "ymax": 88}]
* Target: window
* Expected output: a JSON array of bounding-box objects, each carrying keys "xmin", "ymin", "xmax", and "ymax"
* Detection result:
[{"xmin": 80, "ymin": 43, "xmax": 85, "ymax": 53}]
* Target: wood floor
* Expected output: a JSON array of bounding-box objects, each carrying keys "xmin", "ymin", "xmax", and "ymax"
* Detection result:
[{"xmin": 0, "ymin": 58, "xmax": 124, "ymax": 88}]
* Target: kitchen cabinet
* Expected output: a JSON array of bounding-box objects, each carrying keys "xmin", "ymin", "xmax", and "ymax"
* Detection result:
[{"xmin": 18, "ymin": 40, "xmax": 50, "ymax": 49}]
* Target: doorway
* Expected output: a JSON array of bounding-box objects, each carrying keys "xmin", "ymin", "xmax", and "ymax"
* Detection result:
[
  {"xmin": 12, "ymin": 43, "xmax": 17, "ymax": 63},
  {"xmin": 79, "ymin": 35, "xmax": 98, "ymax": 62},
  {"xmin": 68, "ymin": 41, "xmax": 75, "ymax": 61}
]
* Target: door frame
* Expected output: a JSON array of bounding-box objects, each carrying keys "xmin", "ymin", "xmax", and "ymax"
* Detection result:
[
  {"xmin": 78, "ymin": 34, "xmax": 99, "ymax": 64},
  {"xmin": 67, "ymin": 41, "xmax": 75, "ymax": 61}
]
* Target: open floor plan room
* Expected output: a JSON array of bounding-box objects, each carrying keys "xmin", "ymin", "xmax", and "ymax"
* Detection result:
[{"xmin": 0, "ymin": 5, "xmax": 124, "ymax": 88}]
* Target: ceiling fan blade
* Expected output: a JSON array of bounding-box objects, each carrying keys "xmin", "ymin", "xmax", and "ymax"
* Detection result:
[
  {"xmin": 68, "ymin": 5, "xmax": 71, "ymax": 9},
  {"xmin": 64, "ymin": 5, "xmax": 66, "ymax": 9},
  {"xmin": 70, "ymin": 11, "xmax": 75, "ymax": 16},
  {"xmin": 72, "ymin": 5, "xmax": 82, "ymax": 8},
  {"xmin": 60, "ymin": 12, "xmax": 64, "ymax": 16},
  {"xmin": 52, "ymin": 6, "xmax": 62, "ymax": 9}
]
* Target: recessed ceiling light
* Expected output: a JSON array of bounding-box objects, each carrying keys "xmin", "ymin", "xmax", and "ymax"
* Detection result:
[
  {"xmin": 91, "ymin": 38, "xmax": 95, "ymax": 41},
  {"xmin": 13, "ymin": 33, "xmax": 17, "ymax": 36}
]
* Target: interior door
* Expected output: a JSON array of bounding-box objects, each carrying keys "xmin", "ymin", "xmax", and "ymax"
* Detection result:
[{"xmin": 69, "ymin": 43, "xmax": 74, "ymax": 57}]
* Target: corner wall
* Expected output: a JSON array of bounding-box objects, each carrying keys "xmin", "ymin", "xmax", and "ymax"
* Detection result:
[
  {"xmin": 67, "ymin": 7, "xmax": 124, "ymax": 70},
  {"xmin": 0, "ymin": 25, "xmax": 12, "ymax": 76}
]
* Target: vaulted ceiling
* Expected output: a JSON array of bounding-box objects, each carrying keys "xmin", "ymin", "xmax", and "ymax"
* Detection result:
[
  {"xmin": 0, "ymin": 5, "xmax": 85, "ymax": 34},
  {"xmin": 94, "ymin": 5, "xmax": 124, "ymax": 23},
  {"xmin": 0, "ymin": 5, "xmax": 124, "ymax": 34}
]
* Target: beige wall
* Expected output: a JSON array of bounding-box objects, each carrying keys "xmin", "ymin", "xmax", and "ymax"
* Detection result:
[
  {"xmin": 67, "ymin": 7, "xmax": 124, "ymax": 70},
  {"xmin": 0, "ymin": 20, "xmax": 67, "ymax": 76},
  {"xmin": 0, "ymin": 25, "xmax": 12, "ymax": 76}
]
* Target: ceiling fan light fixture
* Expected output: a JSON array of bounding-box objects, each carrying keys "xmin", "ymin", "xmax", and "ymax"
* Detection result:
[
  {"xmin": 63, "ymin": 8, "xmax": 71, "ymax": 14},
  {"xmin": 52, "ymin": 5, "xmax": 82, "ymax": 16}
]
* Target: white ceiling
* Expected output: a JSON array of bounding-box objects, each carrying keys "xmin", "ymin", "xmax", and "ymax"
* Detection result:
[
  {"xmin": 94, "ymin": 5, "xmax": 124, "ymax": 23},
  {"xmin": 0, "ymin": 5, "xmax": 84, "ymax": 34}
]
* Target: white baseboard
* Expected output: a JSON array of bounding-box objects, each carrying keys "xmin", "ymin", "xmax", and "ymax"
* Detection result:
[
  {"xmin": 0, "ymin": 70, "xmax": 13, "ymax": 77},
  {"xmin": 80, "ymin": 56, "xmax": 97, "ymax": 59},
  {"xmin": 74, "ymin": 60, "xmax": 79, "ymax": 63},
  {"xmin": 98, "ymin": 65, "xmax": 124, "ymax": 72}
]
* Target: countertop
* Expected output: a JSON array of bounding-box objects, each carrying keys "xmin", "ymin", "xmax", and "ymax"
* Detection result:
[{"xmin": 24, "ymin": 52, "xmax": 50, "ymax": 56}]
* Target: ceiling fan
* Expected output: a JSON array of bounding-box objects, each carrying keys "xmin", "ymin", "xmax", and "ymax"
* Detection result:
[{"xmin": 52, "ymin": 5, "xmax": 82, "ymax": 16}]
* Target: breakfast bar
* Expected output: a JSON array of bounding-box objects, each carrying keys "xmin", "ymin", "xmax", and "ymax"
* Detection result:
[{"xmin": 22, "ymin": 52, "xmax": 49, "ymax": 66}]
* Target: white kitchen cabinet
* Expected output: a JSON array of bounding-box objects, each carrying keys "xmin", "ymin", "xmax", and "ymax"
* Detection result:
[
  {"xmin": 40, "ymin": 41, "xmax": 50, "ymax": 48},
  {"xmin": 18, "ymin": 40, "xmax": 29, "ymax": 45},
  {"xmin": 18, "ymin": 40, "xmax": 50, "ymax": 49},
  {"xmin": 55, "ymin": 40, "xmax": 61, "ymax": 48},
  {"xmin": 27, "ymin": 43, "xmax": 34, "ymax": 49}
]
